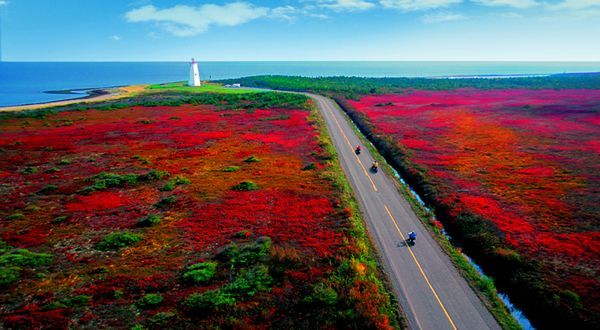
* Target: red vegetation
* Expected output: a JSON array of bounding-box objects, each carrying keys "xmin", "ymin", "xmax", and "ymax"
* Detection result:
[
  {"xmin": 0, "ymin": 101, "xmax": 392, "ymax": 328},
  {"xmin": 348, "ymin": 89, "xmax": 600, "ymax": 319}
]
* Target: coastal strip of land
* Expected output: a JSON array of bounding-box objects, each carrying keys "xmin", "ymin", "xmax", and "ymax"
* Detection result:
[{"xmin": 0, "ymin": 85, "xmax": 147, "ymax": 112}]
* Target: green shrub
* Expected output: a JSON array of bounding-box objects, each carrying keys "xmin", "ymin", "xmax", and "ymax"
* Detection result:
[
  {"xmin": 223, "ymin": 166, "xmax": 240, "ymax": 172},
  {"xmin": 24, "ymin": 205, "xmax": 40, "ymax": 212},
  {"xmin": 0, "ymin": 249, "xmax": 53, "ymax": 267},
  {"xmin": 45, "ymin": 167, "xmax": 61, "ymax": 173},
  {"xmin": 53, "ymin": 215, "xmax": 68, "ymax": 223},
  {"xmin": 136, "ymin": 293, "xmax": 164, "ymax": 309},
  {"xmin": 231, "ymin": 181, "xmax": 258, "ymax": 191},
  {"xmin": 139, "ymin": 169, "xmax": 170, "ymax": 181},
  {"xmin": 41, "ymin": 301, "xmax": 66, "ymax": 311},
  {"xmin": 226, "ymin": 265, "xmax": 272, "ymax": 297},
  {"xmin": 20, "ymin": 166, "xmax": 38, "ymax": 174},
  {"xmin": 81, "ymin": 170, "xmax": 169, "ymax": 194},
  {"xmin": 58, "ymin": 159, "xmax": 71, "ymax": 165},
  {"xmin": 183, "ymin": 262, "xmax": 218, "ymax": 284},
  {"xmin": 232, "ymin": 230, "xmax": 251, "ymax": 239},
  {"xmin": 114, "ymin": 289, "xmax": 124, "ymax": 299},
  {"xmin": 131, "ymin": 325, "xmax": 146, "ymax": 330},
  {"xmin": 6, "ymin": 213, "xmax": 24, "ymax": 220},
  {"xmin": 148, "ymin": 311, "xmax": 176, "ymax": 326},
  {"xmin": 244, "ymin": 155, "xmax": 261, "ymax": 163},
  {"xmin": 81, "ymin": 172, "xmax": 138, "ymax": 194},
  {"xmin": 63, "ymin": 295, "xmax": 91, "ymax": 307},
  {"xmin": 302, "ymin": 163, "xmax": 317, "ymax": 170},
  {"xmin": 223, "ymin": 237, "xmax": 271, "ymax": 267},
  {"xmin": 137, "ymin": 214, "xmax": 161, "ymax": 227},
  {"xmin": 305, "ymin": 282, "xmax": 338, "ymax": 305},
  {"xmin": 37, "ymin": 184, "xmax": 58, "ymax": 194},
  {"xmin": 0, "ymin": 266, "xmax": 21, "ymax": 286},
  {"xmin": 96, "ymin": 231, "xmax": 142, "ymax": 251},
  {"xmin": 184, "ymin": 289, "xmax": 235, "ymax": 312},
  {"xmin": 132, "ymin": 155, "xmax": 150, "ymax": 165},
  {"xmin": 160, "ymin": 176, "xmax": 190, "ymax": 191},
  {"xmin": 154, "ymin": 196, "xmax": 177, "ymax": 208}
]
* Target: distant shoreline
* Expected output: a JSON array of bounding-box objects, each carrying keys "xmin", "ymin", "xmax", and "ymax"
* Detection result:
[{"xmin": 0, "ymin": 85, "xmax": 146, "ymax": 112}]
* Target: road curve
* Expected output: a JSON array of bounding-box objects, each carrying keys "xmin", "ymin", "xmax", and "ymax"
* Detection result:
[{"xmin": 309, "ymin": 93, "xmax": 501, "ymax": 330}]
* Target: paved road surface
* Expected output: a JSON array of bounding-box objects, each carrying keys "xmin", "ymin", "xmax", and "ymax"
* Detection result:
[{"xmin": 309, "ymin": 93, "xmax": 501, "ymax": 330}]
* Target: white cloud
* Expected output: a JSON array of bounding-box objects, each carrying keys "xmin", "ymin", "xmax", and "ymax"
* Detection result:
[
  {"xmin": 501, "ymin": 11, "xmax": 524, "ymax": 18},
  {"xmin": 271, "ymin": 5, "xmax": 297, "ymax": 21},
  {"xmin": 422, "ymin": 11, "xmax": 466, "ymax": 22},
  {"xmin": 472, "ymin": 0, "xmax": 539, "ymax": 8},
  {"xmin": 111, "ymin": 35, "xmax": 122, "ymax": 41},
  {"xmin": 125, "ymin": 2, "xmax": 269, "ymax": 36},
  {"xmin": 380, "ymin": 0, "xmax": 462, "ymax": 11},
  {"xmin": 317, "ymin": 0, "xmax": 376, "ymax": 10},
  {"xmin": 547, "ymin": 0, "xmax": 600, "ymax": 10}
]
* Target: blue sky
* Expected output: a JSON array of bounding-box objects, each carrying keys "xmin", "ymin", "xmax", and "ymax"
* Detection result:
[{"xmin": 0, "ymin": 0, "xmax": 599, "ymax": 61}]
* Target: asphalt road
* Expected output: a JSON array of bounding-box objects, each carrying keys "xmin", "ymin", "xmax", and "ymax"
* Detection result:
[{"xmin": 309, "ymin": 93, "xmax": 501, "ymax": 330}]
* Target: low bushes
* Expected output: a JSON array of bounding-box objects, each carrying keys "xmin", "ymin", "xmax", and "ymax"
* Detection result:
[
  {"xmin": 183, "ymin": 262, "xmax": 218, "ymax": 284},
  {"xmin": 136, "ymin": 214, "xmax": 161, "ymax": 227},
  {"xmin": 81, "ymin": 170, "xmax": 170, "ymax": 194},
  {"xmin": 231, "ymin": 181, "xmax": 258, "ymax": 191},
  {"xmin": 137, "ymin": 293, "xmax": 164, "ymax": 309},
  {"xmin": 96, "ymin": 231, "xmax": 142, "ymax": 251}
]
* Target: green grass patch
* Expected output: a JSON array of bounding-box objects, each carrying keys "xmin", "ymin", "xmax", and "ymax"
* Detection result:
[
  {"xmin": 243, "ymin": 155, "xmax": 261, "ymax": 163},
  {"xmin": 184, "ymin": 289, "xmax": 236, "ymax": 312},
  {"xmin": 154, "ymin": 195, "xmax": 177, "ymax": 209},
  {"xmin": 183, "ymin": 262, "xmax": 218, "ymax": 284},
  {"xmin": 37, "ymin": 184, "xmax": 58, "ymax": 194},
  {"xmin": 6, "ymin": 213, "xmax": 24, "ymax": 221},
  {"xmin": 137, "ymin": 293, "xmax": 164, "ymax": 309},
  {"xmin": 20, "ymin": 166, "xmax": 38, "ymax": 175},
  {"xmin": 231, "ymin": 181, "xmax": 259, "ymax": 191},
  {"xmin": 0, "ymin": 241, "xmax": 53, "ymax": 286},
  {"xmin": 53, "ymin": 215, "xmax": 68, "ymax": 223},
  {"xmin": 146, "ymin": 82, "xmax": 257, "ymax": 94},
  {"xmin": 223, "ymin": 166, "xmax": 241, "ymax": 172},
  {"xmin": 96, "ymin": 231, "xmax": 142, "ymax": 251},
  {"xmin": 137, "ymin": 214, "xmax": 161, "ymax": 227},
  {"xmin": 302, "ymin": 163, "xmax": 317, "ymax": 170},
  {"xmin": 81, "ymin": 170, "xmax": 170, "ymax": 194},
  {"xmin": 160, "ymin": 175, "xmax": 191, "ymax": 191}
]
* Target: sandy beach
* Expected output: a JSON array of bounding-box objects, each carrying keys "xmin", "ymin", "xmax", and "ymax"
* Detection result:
[{"xmin": 0, "ymin": 85, "xmax": 147, "ymax": 112}]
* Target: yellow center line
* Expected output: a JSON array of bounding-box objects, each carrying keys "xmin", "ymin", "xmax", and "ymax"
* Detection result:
[
  {"xmin": 324, "ymin": 101, "xmax": 378, "ymax": 192},
  {"xmin": 384, "ymin": 204, "xmax": 458, "ymax": 330}
]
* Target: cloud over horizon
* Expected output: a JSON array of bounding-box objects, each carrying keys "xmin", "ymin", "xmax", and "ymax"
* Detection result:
[
  {"xmin": 317, "ymin": 0, "xmax": 376, "ymax": 11},
  {"xmin": 124, "ymin": 0, "xmax": 600, "ymax": 38},
  {"xmin": 125, "ymin": 2, "xmax": 269, "ymax": 36},
  {"xmin": 422, "ymin": 11, "xmax": 466, "ymax": 22},
  {"xmin": 473, "ymin": 0, "xmax": 539, "ymax": 9},
  {"xmin": 380, "ymin": 0, "xmax": 462, "ymax": 11}
]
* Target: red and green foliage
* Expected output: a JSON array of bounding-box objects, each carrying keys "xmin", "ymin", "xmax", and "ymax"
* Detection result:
[
  {"xmin": 0, "ymin": 94, "xmax": 396, "ymax": 329},
  {"xmin": 343, "ymin": 89, "xmax": 600, "ymax": 328}
]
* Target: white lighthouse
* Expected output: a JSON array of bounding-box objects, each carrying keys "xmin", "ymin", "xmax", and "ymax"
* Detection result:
[{"xmin": 188, "ymin": 58, "xmax": 201, "ymax": 87}]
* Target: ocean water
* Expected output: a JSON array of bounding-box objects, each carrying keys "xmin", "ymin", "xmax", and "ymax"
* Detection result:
[{"xmin": 1, "ymin": 61, "xmax": 599, "ymax": 107}]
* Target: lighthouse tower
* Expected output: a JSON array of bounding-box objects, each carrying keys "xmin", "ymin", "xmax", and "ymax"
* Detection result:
[{"xmin": 188, "ymin": 58, "xmax": 201, "ymax": 87}]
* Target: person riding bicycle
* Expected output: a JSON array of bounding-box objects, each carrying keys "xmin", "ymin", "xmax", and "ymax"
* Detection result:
[{"xmin": 408, "ymin": 231, "xmax": 417, "ymax": 242}]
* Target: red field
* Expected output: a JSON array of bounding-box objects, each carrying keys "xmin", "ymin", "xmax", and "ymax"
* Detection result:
[
  {"xmin": 0, "ymin": 96, "xmax": 394, "ymax": 328},
  {"xmin": 347, "ymin": 89, "xmax": 600, "ymax": 324}
]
